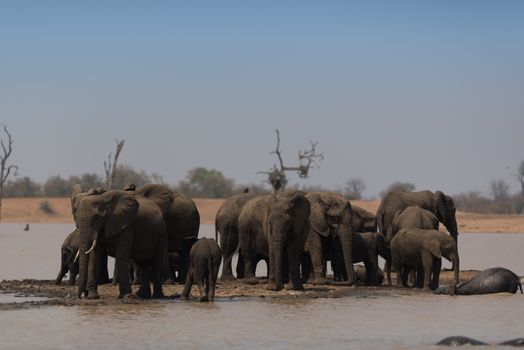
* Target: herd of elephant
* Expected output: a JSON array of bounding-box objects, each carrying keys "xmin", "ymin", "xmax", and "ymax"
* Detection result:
[{"xmin": 56, "ymin": 184, "xmax": 522, "ymax": 302}]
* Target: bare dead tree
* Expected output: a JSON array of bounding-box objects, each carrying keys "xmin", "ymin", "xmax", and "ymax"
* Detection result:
[
  {"xmin": 104, "ymin": 139, "xmax": 125, "ymax": 189},
  {"xmin": 0, "ymin": 125, "xmax": 19, "ymax": 220},
  {"xmin": 513, "ymin": 160, "xmax": 524, "ymax": 197},
  {"xmin": 260, "ymin": 129, "xmax": 324, "ymax": 191}
]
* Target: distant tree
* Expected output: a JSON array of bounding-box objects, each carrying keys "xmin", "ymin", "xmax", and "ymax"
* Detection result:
[
  {"xmin": 344, "ymin": 178, "xmax": 366, "ymax": 200},
  {"xmin": 111, "ymin": 164, "xmax": 151, "ymax": 190},
  {"xmin": 513, "ymin": 160, "xmax": 524, "ymax": 197},
  {"xmin": 4, "ymin": 177, "xmax": 41, "ymax": 197},
  {"xmin": 67, "ymin": 173, "xmax": 104, "ymax": 191},
  {"xmin": 380, "ymin": 181, "xmax": 416, "ymax": 198},
  {"xmin": 490, "ymin": 179, "xmax": 510, "ymax": 201},
  {"xmin": 43, "ymin": 175, "xmax": 70, "ymax": 196},
  {"xmin": 103, "ymin": 139, "xmax": 125, "ymax": 189},
  {"xmin": 176, "ymin": 167, "xmax": 235, "ymax": 198},
  {"xmin": 0, "ymin": 125, "xmax": 19, "ymax": 219},
  {"xmin": 260, "ymin": 129, "xmax": 324, "ymax": 192}
]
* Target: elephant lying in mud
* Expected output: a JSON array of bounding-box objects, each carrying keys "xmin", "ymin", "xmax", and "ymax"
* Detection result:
[
  {"xmin": 436, "ymin": 336, "xmax": 524, "ymax": 346},
  {"xmin": 354, "ymin": 264, "xmax": 384, "ymax": 285},
  {"xmin": 434, "ymin": 267, "xmax": 523, "ymax": 295}
]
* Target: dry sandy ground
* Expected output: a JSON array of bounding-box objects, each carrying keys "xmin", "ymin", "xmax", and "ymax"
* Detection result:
[
  {"xmin": 2, "ymin": 197, "xmax": 524, "ymax": 233},
  {"xmin": 0, "ymin": 270, "xmax": 477, "ymax": 310}
]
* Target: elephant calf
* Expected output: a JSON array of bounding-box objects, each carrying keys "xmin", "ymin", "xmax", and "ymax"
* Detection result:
[
  {"xmin": 390, "ymin": 228, "xmax": 459, "ymax": 290},
  {"xmin": 182, "ymin": 238, "xmax": 222, "ymax": 302},
  {"xmin": 56, "ymin": 229, "xmax": 80, "ymax": 285}
]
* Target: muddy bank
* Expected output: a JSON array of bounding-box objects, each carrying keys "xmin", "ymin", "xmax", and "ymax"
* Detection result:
[{"xmin": 0, "ymin": 270, "xmax": 480, "ymax": 310}]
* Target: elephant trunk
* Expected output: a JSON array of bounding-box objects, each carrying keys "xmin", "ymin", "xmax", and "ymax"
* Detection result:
[
  {"xmin": 453, "ymin": 254, "xmax": 460, "ymax": 286},
  {"xmin": 77, "ymin": 224, "xmax": 95, "ymax": 298},
  {"xmin": 273, "ymin": 237, "xmax": 284, "ymax": 291},
  {"xmin": 338, "ymin": 213, "xmax": 354, "ymax": 284}
]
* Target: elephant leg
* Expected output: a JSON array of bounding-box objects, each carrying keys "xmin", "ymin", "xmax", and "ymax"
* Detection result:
[
  {"xmin": 221, "ymin": 251, "xmax": 235, "ymax": 281},
  {"xmin": 182, "ymin": 265, "xmax": 194, "ymax": 299},
  {"xmin": 236, "ymin": 252, "xmax": 245, "ymax": 279},
  {"xmin": 401, "ymin": 266, "xmax": 410, "ymax": 287},
  {"xmin": 431, "ymin": 258, "xmax": 442, "ymax": 290},
  {"xmin": 301, "ymin": 253, "xmax": 312, "ymax": 283},
  {"xmin": 210, "ymin": 264, "xmax": 220, "ymax": 301},
  {"xmin": 152, "ymin": 250, "xmax": 166, "ymax": 299},
  {"xmin": 240, "ymin": 229, "xmax": 258, "ymax": 284},
  {"xmin": 96, "ymin": 253, "xmax": 110, "ymax": 284},
  {"xmin": 421, "ymin": 251, "xmax": 434, "ymax": 291},
  {"xmin": 115, "ymin": 253, "xmax": 133, "ymax": 298},
  {"xmin": 68, "ymin": 262, "xmax": 78, "ymax": 286},
  {"xmin": 391, "ymin": 252, "xmax": 402, "ymax": 288},
  {"xmin": 135, "ymin": 263, "xmax": 152, "ymax": 299},
  {"xmin": 194, "ymin": 268, "xmax": 208, "ymax": 302},
  {"xmin": 308, "ymin": 236, "xmax": 329, "ymax": 284},
  {"xmin": 266, "ymin": 239, "xmax": 277, "ymax": 290},
  {"xmin": 286, "ymin": 243, "xmax": 304, "ymax": 290}
]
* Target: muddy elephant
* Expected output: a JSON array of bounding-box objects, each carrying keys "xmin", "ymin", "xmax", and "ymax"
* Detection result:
[
  {"xmin": 215, "ymin": 191, "xmax": 256, "ymax": 280},
  {"xmin": 385, "ymin": 206, "xmax": 440, "ymax": 285},
  {"xmin": 129, "ymin": 184, "xmax": 200, "ymax": 283},
  {"xmin": 238, "ymin": 190, "xmax": 311, "ymax": 291},
  {"xmin": 352, "ymin": 206, "xmax": 377, "ymax": 233},
  {"xmin": 391, "ymin": 228, "xmax": 459, "ymax": 290},
  {"xmin": 73, "ymin": 188, "xmax": 169, "ymax": 299},
  {"xmin": 355, "ymin": 264, "xmax": 384, "ymax": 285},
  {"xmin": 377, "ymin": 190, "xmax": 458, "ymax": 243},
  {"xmin": 55, "ymin": 229, "xmax": 80, "ymax": 285},
  {"xmin": 182, "ymin": 238, "xmax": 222, "ymax": 302},
  {"xmin": 434, "ymin": 267, "xmax": 523, "ymax": 295},
  {"xmin": 331, "ymin": 231, "xmax": 388, "ymax": 285},
  {"xmin": 302, "ymin": 192, "xmax": 354, "ymax": 285}
]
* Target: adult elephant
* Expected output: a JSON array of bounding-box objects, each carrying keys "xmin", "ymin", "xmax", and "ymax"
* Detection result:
[
  {"xmin": 352, "ymin": 206, "xmax": 377, "ymax": 233},
  {"xmin": 386, "ymin": 206, "xmax": 440, "ymax": 285},
  {"xmin": 303, "ymin": 192, "xmax": 354, "ymax": 285},
  {"xmin": 215, "ymin": 191, "xmax": 256, "ymax": 280},
  {"xmin": 434, "ymin": 267, "xmax": 523, "ymax": 295},
  {"xmin": 130, "ymin": 184, "xmax": 200, "ymax": 283},
  {"xmin": 238, "ymin": 190, "xmax": 311, "ymax": 291},
  {"xmin": 377, "ymin": 190, "xmax": 458, "ymax": 243},
  {"xmin": 391, "ymin": 228, "xmax": 459, "ymax": 290},
  {"xmin": 73, "ymin": 189, "xmax": 169, "ymax": 299}
]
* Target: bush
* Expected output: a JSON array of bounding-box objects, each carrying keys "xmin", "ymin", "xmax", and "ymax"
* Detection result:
[{"xmin": 39, "ymin": 200, "xmax": 57, "ymax": 215}]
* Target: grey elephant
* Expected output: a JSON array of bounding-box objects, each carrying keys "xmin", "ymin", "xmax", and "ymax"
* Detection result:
[
  {"xmin": 215, "ymin": 191, "xmax": 256, "ymax": 280},
  {"xmin": 73, "ymin": 188, "xmax": 169, "ymax": 299},
  {"xmin": 352, "ymin": 206, "xmax": 377, "ymax": 233},
  {"xmin": 377, "ymin": 190, "xmax": 459, "ymax": 243},
  {"xmin": 182, "ymin": 238, "xmax": 222, "ymax": 302},
  {"xmin": 434, "ymin": 267, "xmax": 523, "ymax": 295},
  {"xmin": 331, "ymin": 231, "xmax": 388, "ymax": 285},
  {"xmin": 302, "ymin": 192, "xmax": 354, "ymax": 285},
  {"xmin": 391, "ymin": 228, "xmax": 459, "ymax": 290},
  {"xmin": 55, "ymin": 229, "xmax": 80, "ymax": 285},
  {"xmin": 386, "ymin": 206, "xmax": 440, "ymax": 285},
  {"xmin": 129, "ymin": 184, "xmax": 200, "ymax": 283},
  {"xmin": 238, "ymin": 190, "xmax": 311, "ymax": 291},
  {"xmin": 355, "ymin": 264, "xmax": 384, "ymax": 285}
]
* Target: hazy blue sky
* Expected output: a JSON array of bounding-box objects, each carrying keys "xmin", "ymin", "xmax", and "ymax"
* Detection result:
[{"xmin": 1, "ymin": 1, "xmax": 523, "ymax": 198}]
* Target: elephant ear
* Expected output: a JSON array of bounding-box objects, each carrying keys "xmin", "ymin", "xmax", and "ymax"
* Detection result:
[
  {"xmin": 310, "ymin": 195, "xmax": 330, "ymax": 237},
  {"xmin": 424, "ymin": 238, "xmax": 442, "ymax": 259},
  {"xmin": 135, "ymin": 184, "xmax": 174, "ymax": 216},
  {"xmin": 71, "ymin": 184, "xmax": 84, "ymax": 217},
  {"xmin": 103, "ymin": 191, "xmax": 139, "ymax": 239}
]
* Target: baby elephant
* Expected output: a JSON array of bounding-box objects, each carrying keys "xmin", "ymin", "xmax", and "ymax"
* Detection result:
[
  {"xmin": 56, "ymin": 229, "xmax": 80, "ymax": 285},
  {"xmin": 391, "ymin": 228, "xmax": 459, "ymax": 290},
  {"xmin": 182, "ymin": 238, "xmax": 222, "ymax": 302}
]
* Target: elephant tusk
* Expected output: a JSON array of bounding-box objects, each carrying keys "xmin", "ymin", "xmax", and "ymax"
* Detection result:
[
  {"xmin": 312, "ymin": 226, "xmax": 330, "ymax": 237},
  {"xmin": 74, "ymin": 250, "xmax": 80, "ymax": 263},
  {"xmin": 85, "ymin": 239, "xmax": 97, "ymax": 255}
]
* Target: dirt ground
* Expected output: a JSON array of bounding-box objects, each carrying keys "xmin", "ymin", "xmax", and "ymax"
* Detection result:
[
  {"xmin": 0, "ymin": 270, "xmax": 478, "ymax": 310},
  {"xmin": 3, "ymin": 197, "xmax": 524, "ymax": 233}
]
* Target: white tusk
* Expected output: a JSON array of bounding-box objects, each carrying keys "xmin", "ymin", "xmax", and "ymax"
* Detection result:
[
  {"xmin": 85, "ymin": 239, "xmax": 97, "ymax": 255},
  {"xmin": 73, "ymin": 250, "xmax": 80, "ymax": 263}
]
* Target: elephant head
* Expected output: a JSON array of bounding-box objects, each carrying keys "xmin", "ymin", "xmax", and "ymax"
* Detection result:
[
  {"xmin": 352, "ymin": 206, "xmax": 377, "ymax": 233},
  {"xmin": 424, "ymin": 233, "xmax": 459, "ymax": 285},
  {"xmin": 267, "ymin": 191, "xmax": 310, "ymax": 291},
  {"xmin": 434, "ymin": 191, "xmax": 458, "ymax": 240},
  {"xmin": 309, "ymin": 193, "xmax": 355, "ymax": 284},
  {"xmin": 75, "ymin": 190, "xmax": 139, "ymax": 298}
]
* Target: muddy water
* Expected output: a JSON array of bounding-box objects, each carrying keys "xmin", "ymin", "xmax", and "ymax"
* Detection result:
[{"xmin": 0, "ymin": 223, "xmax": 523, "ymax": 349}]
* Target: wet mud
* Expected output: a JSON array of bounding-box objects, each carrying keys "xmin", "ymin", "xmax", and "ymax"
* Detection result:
[{"xmin": 0, "ymin": 270, "xmax": 479, "ymax": 310}]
